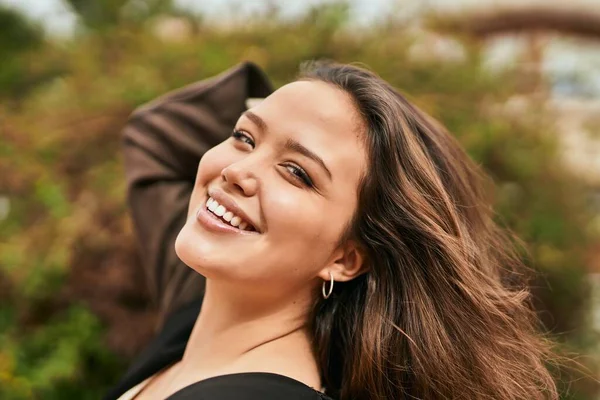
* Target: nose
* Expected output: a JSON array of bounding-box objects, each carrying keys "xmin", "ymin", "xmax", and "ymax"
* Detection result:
[{"xmin": 221, "ymin": 161, "xmax": 259, "ymax": 197}]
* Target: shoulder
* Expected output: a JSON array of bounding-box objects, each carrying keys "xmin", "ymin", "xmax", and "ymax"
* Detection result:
[{"xmin": 165, "ymin": 372, "xmax": 334, "ymax": 400}]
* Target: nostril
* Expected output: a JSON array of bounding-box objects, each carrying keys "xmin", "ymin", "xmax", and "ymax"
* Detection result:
[{"xmin": 233, "ymin": 182, "xmax": 246, "ymax": 194}]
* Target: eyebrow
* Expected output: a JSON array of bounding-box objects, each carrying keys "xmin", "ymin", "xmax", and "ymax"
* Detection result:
[{"xmin": 242, "ymin": 110, "xmax": 332, "ymax": 180}]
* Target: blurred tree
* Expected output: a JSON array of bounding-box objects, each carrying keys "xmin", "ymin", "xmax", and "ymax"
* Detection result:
[
  {"xmin": 0, "ymin": 6, "xmax": 44, "ymax": 100},
  {"xmin": 0, "ymin": 7, "xmax": 42, "ymax": 55},
  {"xmin": 63, "ymin": 0, "xmax": 176, "ymax": 31}
]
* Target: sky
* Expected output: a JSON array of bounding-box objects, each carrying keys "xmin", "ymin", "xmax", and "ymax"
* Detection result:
[{"xmin": 2, "ymin": 0, "xmax": 600, "ymax": 97}]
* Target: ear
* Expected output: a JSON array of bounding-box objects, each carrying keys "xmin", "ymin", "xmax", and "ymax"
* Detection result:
[{"xmin": 317, "ymin": 240, "xmax": 368, "ymax": 283}]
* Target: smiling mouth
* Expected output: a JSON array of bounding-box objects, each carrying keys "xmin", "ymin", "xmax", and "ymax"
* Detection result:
[{"xmin": 205, "ymin": 197, "xmax": 257, "ymax": 232}]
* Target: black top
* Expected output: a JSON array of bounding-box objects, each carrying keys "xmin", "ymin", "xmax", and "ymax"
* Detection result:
[
  {"xmin": 105, "ymin": 62, "xmax": 335, "ymax": 399},
  {"xmin": 166, "ymin": 373, "xmax": 331, "ymax": 399},
  {"xmin": 103, "ymin": 300, "xmax": 333, "ymax": 400}
]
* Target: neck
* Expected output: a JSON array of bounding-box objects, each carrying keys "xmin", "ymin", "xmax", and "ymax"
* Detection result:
[{"xmin": 181, "ymin": 278, "xmax": 314, "ymax": 370}]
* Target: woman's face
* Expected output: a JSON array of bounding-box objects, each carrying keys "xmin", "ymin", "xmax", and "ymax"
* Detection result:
[{"xmin": 175, "ymin": 80, "xmax": 367, "ymax": 298}]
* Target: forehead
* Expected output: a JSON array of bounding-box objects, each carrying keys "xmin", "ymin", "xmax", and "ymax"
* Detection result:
[
  {"xmin": 247, "ymin": 80, "xmax": 367, "ymax": 184},
  {"xmin": 258, "ymin": 80, "xmax": 361, "ymax": 130}
]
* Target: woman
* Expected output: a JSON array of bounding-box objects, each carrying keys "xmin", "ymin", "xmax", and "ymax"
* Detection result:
[{"xmin": 105, "ymin": 61, "xmax": 557, "ymax": 400}]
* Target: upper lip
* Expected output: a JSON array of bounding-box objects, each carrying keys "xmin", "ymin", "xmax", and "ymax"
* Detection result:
[{"xmin": 207, "ymin": 188, "xmax": 261, "ymax": 233}]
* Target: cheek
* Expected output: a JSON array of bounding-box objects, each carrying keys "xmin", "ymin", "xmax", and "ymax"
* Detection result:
[
  {"xmin": 186, "ymin": 144, "xmax": 233, "ymax": 216},
  {"xmin": 195, "ymin": 145, "xmax": 231, "ymax": 185},
  {"xmin": 262, "ymin": 189, "xmax": 353, "ymax": 267}
]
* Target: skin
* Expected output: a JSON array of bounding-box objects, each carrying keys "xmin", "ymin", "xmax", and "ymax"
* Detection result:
[{"xmin": 134, "ymin": 80, "xmax": 368, "ymax": 399}]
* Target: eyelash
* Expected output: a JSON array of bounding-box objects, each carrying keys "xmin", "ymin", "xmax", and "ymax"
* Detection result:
[
  {"xmin": 231, "ymin": 129, "xmax": 314, "ymax": 188},
  {"xmin": 231, "ymin": 129, "xmax": 254, "ymax": 146}
]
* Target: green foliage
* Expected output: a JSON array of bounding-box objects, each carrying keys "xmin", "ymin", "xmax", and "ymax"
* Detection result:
[
  {"xmin": 0, "ymin": 305, "xmax": 125, "ymax": 400},
  {"xmin": 1, "ymin": 3, "xmax": 598, "ymax": 398},
  {"xmin": 64, "ymin": 0, "xmax": 176, "ymax": 31},
  {"xmin": 0, "ymin": 7, "xmax": 42, "ymax": 54},
  {"xmin": 0, "ymin": 6, "xmax": 48, "ymax": 101}
]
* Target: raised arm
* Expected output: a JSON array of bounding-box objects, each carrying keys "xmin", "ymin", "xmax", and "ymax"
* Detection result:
[{"xmin": 122, "ymin": 62, "xmax": 273, "ymax": 328}]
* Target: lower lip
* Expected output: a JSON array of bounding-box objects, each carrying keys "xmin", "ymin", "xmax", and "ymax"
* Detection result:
[{"xmin": 196, "ymin": 205, "xmax": 258, "ymax": 235}]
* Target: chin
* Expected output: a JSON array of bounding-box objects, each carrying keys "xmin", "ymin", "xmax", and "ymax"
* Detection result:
[
  {"xmin": 174, "ymin": 221, "xmax": 243, "ymax": 281},
  {"xmin": 175, "ymin": 222, "xmax": 218, "ymax": 278}
]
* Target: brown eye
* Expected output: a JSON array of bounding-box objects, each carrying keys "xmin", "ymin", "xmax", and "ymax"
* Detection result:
[
  {"xmin": 232, "ymin": 130, "xmax": 255, "ymax": 148},
  {"xmin": 284, "ymin": 164, "xmax": 314, "ymax": 188}
]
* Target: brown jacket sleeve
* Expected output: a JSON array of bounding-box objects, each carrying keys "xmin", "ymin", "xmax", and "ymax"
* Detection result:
[{"xmin": 122, "ymin": 62, "xmax": 273, "ymax": 328}]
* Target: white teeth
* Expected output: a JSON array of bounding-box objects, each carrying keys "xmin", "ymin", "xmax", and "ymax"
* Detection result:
[
  {"xmin": 215, "ymin": 205, "xmax": 226, "ymax": 216},
  {"xmin": 205, "ymin": 196, "xmax": 255, "ymax": 231}
]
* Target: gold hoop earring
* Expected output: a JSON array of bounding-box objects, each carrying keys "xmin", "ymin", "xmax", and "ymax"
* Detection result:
[{"xmin": 322, "ymin": 271, "xmax": 334, "ymax": 299}]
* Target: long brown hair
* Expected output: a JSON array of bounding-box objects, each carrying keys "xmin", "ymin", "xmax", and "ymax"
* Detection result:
[{"xmin": 301, "ymin": 62, "xmax": 557, "ymax": 400}]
